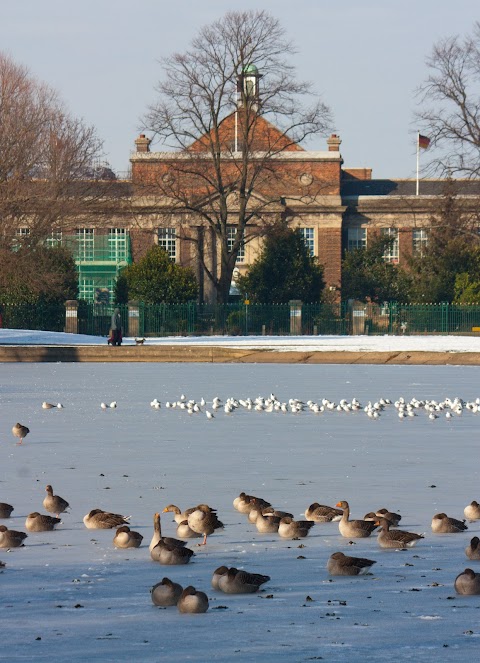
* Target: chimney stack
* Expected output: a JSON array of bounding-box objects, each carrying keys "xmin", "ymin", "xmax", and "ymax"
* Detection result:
[
  {"xmin": 327, "ymin": 134, "xmax": 341, "ymax": 152},
  {"xmin": 135, "ymin": 134, "xmax": 151, "ymax": 153}
]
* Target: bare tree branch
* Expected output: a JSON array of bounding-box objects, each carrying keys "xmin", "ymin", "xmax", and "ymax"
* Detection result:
[
  {"xmin": 140, "ymin": 10, "xmax": 333, "ymax": 302},
  {"xmin": 416, "ymin": 22, "xmax": 480, "ymax": 177}
]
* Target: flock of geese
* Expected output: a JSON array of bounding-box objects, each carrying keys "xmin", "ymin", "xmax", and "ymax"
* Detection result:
[
  {"xmin": 1, "ymin": 485, "xmax": 480, "ymax": 612},
  {"xmin": 3, "ymin": 393, "xmax": 480, "ymax": 615}
]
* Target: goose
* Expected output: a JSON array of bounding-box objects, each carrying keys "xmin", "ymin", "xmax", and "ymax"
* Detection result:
[
  {"xmin": 454, "ymin": 568, "xmax": 480, "ymax": 595},
  {"xmin": 162, "ymin": 504, "xmax": 194, "ymax": 525},
  {"xmin": 278, "ymin": 517, "xmax": 315, "ymax": 539},
  {"xmin": 375, "ymin": 518, "xmax": 424, "ymax": 549},
  {"xmin": 375, "ymin": 508, "xmax": 402, "ymax": 526},
  {"xmin": 0, "ymin": 503, "xmax": 14, "ymax": 519},
  {"xmin": 255, "ymin": 512, "xmax": 281, "ymax": 534},
  {"xmin": 233, "ymin": 493, "xmax": 254, "ymax": 514},
  {"xmin": 336, "ymin": 501, "xmax": 378, "ymax": 538},
  {"xmin": 261, "ymin": 506, "xmax": 294, "ymax": 520},
  {"xmin": 213, "ymin": 566, "xmax": 270, "ymax": 594},
  {"xmin": 327, "ymin": 552, "xmax": 377, "ymax": 576},
  {"xmin": 43, "ymin": 485, "xmax": 70, "ymax": 517},
  {"xmin": 305, "ymin": 502, "xmax": 343, "ymax": 523},
  {"xmin": 0, "ymin": 525, "xmax": 27, "ymax": 548},
  {"xmin": 465, "ymin": 536, "xmax": 480, "ymax": 560},
  {"xmin": 177, "ymin": 586, "xmax": 209, "ymax": 613},
  {"xmin": 151, "ymin": 577, "xmax": 183, "ymax": 606},
  {"xmin": 187, "ymin": 505, "xmax": 224, "ymax": 545},
  {"xmin": 431, "ymin": 513, "xmax": 468, "ymax": 533},
  {"xmin": 464, "ymin": 501, "xmax": 480, "ymax": 521},
  {"xmin": 12, "ymin": 423, "xmax": 29, "ymax": 444},
  {"xmin": 113, "ymin": 526, "xmax": 143, "ymax": 548},
  {"xmin": 149, "ymin": 512, "xmax": 187, "ymax": 552},
  {"xmin": 83, "ymin": 509, "xmax": 130, "ymax": 529},
  {"xmin": 176, "ymin": 520, "xmax": 202, "ymax": 539},
  {"xmin": 25, "ymin": 512, "xmax": 61, "ymax": 532},
  {"xmin": 151, "ymin": 539, "xmax": 195, "ymax": 565}
]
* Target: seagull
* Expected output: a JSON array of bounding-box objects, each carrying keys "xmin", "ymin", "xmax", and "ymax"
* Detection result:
[{"xmin": 206, "ymin": 410, "xmax": 214, "ymax": 419}]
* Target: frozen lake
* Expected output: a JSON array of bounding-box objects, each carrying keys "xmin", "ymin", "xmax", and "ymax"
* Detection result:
[{"xmin": 1, "ymin": 362, "xmax": 479, "ymax": 662}]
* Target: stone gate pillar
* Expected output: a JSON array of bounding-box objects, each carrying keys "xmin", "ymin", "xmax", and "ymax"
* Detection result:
[{"xmin": 65, "ymin": 300, "xmax": 79, "ymax": 334}]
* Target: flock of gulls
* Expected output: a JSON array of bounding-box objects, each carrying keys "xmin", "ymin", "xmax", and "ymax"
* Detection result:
[
  {"xmin": 145, "ymin": 392, "xmax": 480, "ymax": 422},
  {"xmin": 1, "ymin": 479, "xmax": 480, "ymax": 612},
  {"xmin": 2, "ymin": 392, "xmax": 480, "ymax": 617}
]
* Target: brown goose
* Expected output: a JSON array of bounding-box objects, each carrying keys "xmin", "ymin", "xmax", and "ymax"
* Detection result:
[
  {"xmin": 113, "ymin": 525, "xmax": 143, "ymax": 549},
  {"xmin": 454, "ymin": 568, "xmax": 480, "ymax": 595},
  {"xmin": 43, "ymin": 485, "xmax": 70, "ymax": 517},
  {"xmin": 246, "ymin": 500, "xmax": 280, "ymax": 523},
  {"xmin": 150, "ymin": 539, "xmax": 195, "ymax": 565},
  {"xmin": 213, "ymin": 566, "xmax": 270, "ymax": 594},
  {"xmin": 176, "ymin": 520, "xmax": 202, "ymax": 539},
  {"xmin": 0, "ymin": 525, "xmax": 27, "ymax": 548},
  {"xmin": 149, "ymin": 512, "xmax": 187, "ymax": 552},
  {"xmin": 278, "ymin": 517, "xmax": 315, "ymax": 539},
  {"xmin": 255, "ymin": 512, "xmax": 281, "ymax": 534},
  {"xmin": 327, "ymin": 552, "xmax": 376, "ymax": 576},
  {"xmin": 162, "ymin": 504, "xmax": 195, "ymax": 525},
  {"xmin": 305, "ymin": 502, "xmax": 343, "ymax": 523},
  {"xmin": 431, "ymin": 513, "xmax": 468, "ymax": 534},
  {"xmin": 465, "ymin": 536, "xmax": 480, "ymax": 560},
  {"xmin": 375, "ymin": 518, "xmax": 424, "ymax": 549},
  {"xmin": 83, "ymin": 509, "xmax": 130, "ymax": 529},
  {"xmin": 177, "ymin": 586, "xmax": 209, "ymax": 613},
  {"xmin": 12, "ymin": 423, "xmax": 29, "ymax": 444},
  {"xmin": 151, "ymin": 577, "xmax": 183, "ymax": 606},
  {"xmin": 464, "ymin": 501, "xmax": 480, "ymax": 521},
  {"xmin": 187, "ymin": 505, "xmax": 224, "ymax": 545},
  {"xmin": 25, "ymin": 512, "xmax": 61, "ymax": 532},
  {"xmin": 261, "ymin": 506, "xmax": 294, "ymax": 519},
  {"xmin": 375, "ymin": 508, "xmax": 402, "ymax": 526},
  {"xmin": 233, "ymin": 493, "xmax": 270, "ymax": 514},
  {"xmin": 336, "ymin": 501, "xmax": 378, "ymax": 538},
  {"xmin": 0, "ymin": 503, "xmax": 14, "ymax": 519}
]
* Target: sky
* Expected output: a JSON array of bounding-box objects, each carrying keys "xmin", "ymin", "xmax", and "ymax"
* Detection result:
[{"xmin": 1, "ymin": 1, "xmax": 478, "ymax": 179}]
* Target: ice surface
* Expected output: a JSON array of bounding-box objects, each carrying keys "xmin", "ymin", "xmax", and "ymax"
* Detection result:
[{"xmin": 1, "ymin": 333, "xmax": 479, "ymax": 661}]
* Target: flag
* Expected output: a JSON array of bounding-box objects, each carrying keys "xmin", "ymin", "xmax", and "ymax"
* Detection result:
[{"xmin": 418, "ymin": 134, "xmax": 431, "ymax": 149}]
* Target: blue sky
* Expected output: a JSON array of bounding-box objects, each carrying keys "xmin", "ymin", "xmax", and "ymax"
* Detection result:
[{"xmin": 1, "ymin": 1, "xmax": 478, "ymax": 178}]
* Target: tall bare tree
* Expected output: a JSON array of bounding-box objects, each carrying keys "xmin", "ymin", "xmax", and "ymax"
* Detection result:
[
  {"xmin": 142, "ymin": 10, "xmax": 333, "ymax": 303},
  {"xmin": 416, "ymin": 22, "xmax": 480, "ymax": 177},
  {"xmin": 0, "ymin": 53, "xmax": 111, "ymax": 300}
]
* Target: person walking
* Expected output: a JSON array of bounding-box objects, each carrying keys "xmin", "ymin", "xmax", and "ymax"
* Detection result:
[{"xmin": 110, "ymin": 307, "xmax": 122, "ymax": 346}]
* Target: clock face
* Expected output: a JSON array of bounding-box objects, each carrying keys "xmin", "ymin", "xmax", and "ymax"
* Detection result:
[{"xmin": 299, "ymin": 172, "xmax": 313, "ymax": 186}]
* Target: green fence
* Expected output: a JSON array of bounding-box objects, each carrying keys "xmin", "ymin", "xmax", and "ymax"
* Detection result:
[
  {"xmin": 3, "ymin": 300, "xmax": 480, "ymax": 337},
  {"xmin": 0, "ymin": 301, "xmax": 65, "ymax": 332}
]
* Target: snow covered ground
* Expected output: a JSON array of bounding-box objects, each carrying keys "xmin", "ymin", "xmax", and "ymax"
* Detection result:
[
  {"xmin": 1, "ymin": 331, "xmax": 479, "ymax": 661},
  {"xmin": 1, "ymin": 327, "xmax": 480, "ymax": 353}
]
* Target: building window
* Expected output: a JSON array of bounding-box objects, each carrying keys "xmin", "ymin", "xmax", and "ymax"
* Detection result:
[
  {"xmin": 381, "ymin": 228, "xmax": 399, "ymax": 263},
  {"xmin": 227, "ymin": 226, "xmax": 245, "ymax": 262},
  {"xmin": 76, "ymin": 228, "xmax": 95, "ymax": 261},
  {"xmin": 412, "ymin": 229, "xmax": 428, "ymax": 257},
  {"xmin": 347, "ymin": 227, "xmax": 367, "ymax": 251},
  {"xmin": 108, "ymin": 228, "xmax": 128, "ymax": 262},
  {"xmin": 78, "ymin": 276, "xmax": 116, "ymax": 303},
  {"xmin": 45, "ymin": 230, "xmax": 63, "ymax": 248},
  {"xmin": 298, "ymin": 227, "xmax": 315, "ymax": 256},
  {"xmin": 16, "ymin": 227, "xmax": 30, "ymax": 238},
  {"xmin": 158, "ymin": 227, "xmax": 177, "ymax": 261}
]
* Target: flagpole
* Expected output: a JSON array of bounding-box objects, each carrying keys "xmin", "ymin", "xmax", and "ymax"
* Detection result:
[{"xmin": 416, "ymin": 131, "xmax": 420, "ymax": 196}]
